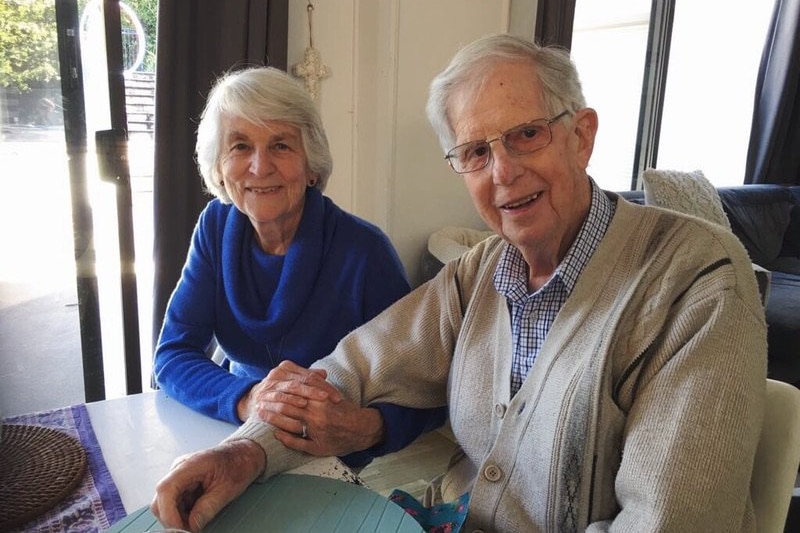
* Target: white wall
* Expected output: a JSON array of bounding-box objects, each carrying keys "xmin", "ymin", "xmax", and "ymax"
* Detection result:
[{"xmin": 288, "ymin": 1, "xmax": 537, "ymax": 285}]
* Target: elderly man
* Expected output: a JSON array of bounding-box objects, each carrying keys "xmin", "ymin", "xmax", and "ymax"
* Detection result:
[{"xmin": 151, "ymin": 34, "xmax": 766, "ymax": 533}]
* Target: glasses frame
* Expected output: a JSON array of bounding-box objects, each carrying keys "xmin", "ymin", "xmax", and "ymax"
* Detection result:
[{"xmin": 444, "ymin": 110, "xmax": 570, "ymax": 174}]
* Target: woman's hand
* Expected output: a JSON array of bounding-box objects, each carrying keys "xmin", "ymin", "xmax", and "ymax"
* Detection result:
[
  {"xmin": 237, "ymin": 360, "xmax": 342, "ymax": 422},
  {"xmin": 247, "ymin": 360, "xmax": 386, "ymax": 456},
  {"xmin": 150, "ymin": 439, "xmax": 265, "ymax": 532}
]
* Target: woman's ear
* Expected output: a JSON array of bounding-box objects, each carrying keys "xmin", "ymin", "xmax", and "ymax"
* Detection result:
[
  {"xmin": 215, "ymin": 161, "xmax": 225, "ymax": 187},
  {"xmin": 573, "ymin": 107, "xmax": 598, "ymax": 169}
]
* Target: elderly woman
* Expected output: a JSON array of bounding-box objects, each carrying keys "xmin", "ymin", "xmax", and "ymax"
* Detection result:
[
  {"xmin": 151, "ymin": 36, "xmax": 766, "ymax": 533},
  {"xmin": 153, "ymin": 67, "xmax": 443, "ymax": 469}
]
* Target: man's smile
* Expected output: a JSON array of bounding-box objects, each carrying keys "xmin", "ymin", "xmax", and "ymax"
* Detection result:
[{"xmin": 500, "ymin": 192, "xmax": 540, "ymax": 211}]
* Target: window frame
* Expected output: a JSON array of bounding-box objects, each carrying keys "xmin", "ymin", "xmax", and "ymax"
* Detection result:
[
  {"xmin": 631, "ymin": 0, "xmax": 676, "ymax": 190},
  {"xmin": 536, "ymin": 0, "xmax": 682, "ymax": 191}
]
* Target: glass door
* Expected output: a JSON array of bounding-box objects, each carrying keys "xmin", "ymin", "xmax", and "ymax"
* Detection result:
[
  {"xmin": 0, "ymin": 0, "xmax": 155, "ymax": 415},
  {"xmin": 0, "ymin": 0, "xmax": 87, "ymax": 415}
]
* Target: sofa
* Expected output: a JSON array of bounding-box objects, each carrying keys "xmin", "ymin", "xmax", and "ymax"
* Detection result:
[{"xmin": 619, "ymin": 184, "xmax": 800, "ymax": 389}]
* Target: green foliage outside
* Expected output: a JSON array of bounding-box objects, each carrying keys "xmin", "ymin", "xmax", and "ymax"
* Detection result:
[
  {"xmin": 124, "ymin": 0, "xmax": 157, "ymax": 72},
  {"xmin": 0, "ymin": 0, "xmax": 60, "ymax": 91},
  {"xmin": 0, "ymin": 0, "xmax": 157, "ymax": 94}
]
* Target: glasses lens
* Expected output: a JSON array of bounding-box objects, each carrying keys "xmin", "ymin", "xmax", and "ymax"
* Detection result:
[
  {"xmin": 503, "ymin": 120, "xmax": 550, "ymax": 155},
  {"xmin": 447, "ymin": 141, "xmax": 491, "ymax": 173}
]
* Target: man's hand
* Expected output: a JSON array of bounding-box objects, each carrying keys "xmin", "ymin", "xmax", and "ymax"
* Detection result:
[
  {"xmin": 150, "ymin": 439, "xmax": 265, "ymax": 532},
  {"xmin": 271, "ymin": 397, "xmax": 385, "ymax": 457}
]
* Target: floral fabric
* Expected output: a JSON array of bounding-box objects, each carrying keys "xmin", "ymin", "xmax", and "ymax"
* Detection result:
[{"xmin": 389, "ymin": 490, "xmax": 470, "ymax": 533}]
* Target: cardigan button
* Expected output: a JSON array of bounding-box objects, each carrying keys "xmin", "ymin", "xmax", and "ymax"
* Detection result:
[
  {"xmin": 493, "ymin": 403, "xmax": 506, "ymax": 418},
  {"xmin": 483, "ymin": 464, "xmax": 503, "ymax": 482}
]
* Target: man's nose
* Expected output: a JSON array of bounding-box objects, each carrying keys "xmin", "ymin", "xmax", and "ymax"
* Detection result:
[{"xmin": 489, "ymin": 141, "xmax": 522, "ymax": 185}]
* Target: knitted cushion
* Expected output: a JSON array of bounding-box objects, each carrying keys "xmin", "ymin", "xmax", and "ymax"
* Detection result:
[{"xmin": 642, "ymin": 169, "xmax": 732, "ymax": 230}]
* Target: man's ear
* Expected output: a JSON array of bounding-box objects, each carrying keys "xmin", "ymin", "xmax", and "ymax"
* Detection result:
[{"xmin": 573, "ymin": 107, "xmax": 598, "ymax": 169}]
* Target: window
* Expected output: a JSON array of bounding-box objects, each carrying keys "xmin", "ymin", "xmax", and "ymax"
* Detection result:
[
  {"xmin": 571, "ymin": 1, "xmax": 650, "ymax": 191},
  {"xmin": 570, "ymin": 0, "xmax": 774, "ymax": 190}
]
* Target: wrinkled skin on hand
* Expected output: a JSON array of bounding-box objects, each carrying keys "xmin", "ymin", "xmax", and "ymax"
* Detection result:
[
  {"xmin": 150, "ymin": 439, "xmax": 265, "ymax": 532},
  {"xmin": 250, "ymin": 361, "xmax": 386, "ymax": 457},
  {"xmin": 237, "ymin": 361, "xmax": 341, "ymax": 422}
]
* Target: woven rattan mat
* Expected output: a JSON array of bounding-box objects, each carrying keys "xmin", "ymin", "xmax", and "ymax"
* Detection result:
[{"xmin": 0, "ymin": 423, "xmax": 88, "ymax": 530}]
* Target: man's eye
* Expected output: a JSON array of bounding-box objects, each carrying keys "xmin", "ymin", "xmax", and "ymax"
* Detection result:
[
  {"xmin": 464, "ymin": 143, "xmax": 489, "ymax": 161},
  {"xmin": 506, "ymin": 126, "xmax": 544, "ymax": 150}
]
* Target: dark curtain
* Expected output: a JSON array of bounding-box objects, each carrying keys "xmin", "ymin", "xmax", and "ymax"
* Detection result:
[
  {"xmin": 534, "ymin": 0, "xmax": 576, "ymax": 49},
  {"xmin": 151, "ymin": 0, "xmax": 288, "ymax": 354},
  {"xmin": 745, "ymin": 0, "xmax": 800, "ymax": 185}
]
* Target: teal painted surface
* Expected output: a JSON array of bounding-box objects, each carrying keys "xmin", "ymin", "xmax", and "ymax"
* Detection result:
[{"xmin": 106, "ymin": 474, "xmax": 424, "ymax": 532}]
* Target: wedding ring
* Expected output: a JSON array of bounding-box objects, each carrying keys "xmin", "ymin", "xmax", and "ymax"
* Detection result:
[{"xmin": 301, "ymin": 423, "xmax": 308, "ymax": 439}]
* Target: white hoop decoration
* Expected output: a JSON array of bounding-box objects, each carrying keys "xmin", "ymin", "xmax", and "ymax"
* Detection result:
[{"xmin": 79, "ymin": 0, "xmax": 147, "ymax": 74}]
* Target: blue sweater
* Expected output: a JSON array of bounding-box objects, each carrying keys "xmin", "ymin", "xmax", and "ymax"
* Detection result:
[{"xmin": 154, "ymin": 188, "xmax": 445, "ymax": 465}]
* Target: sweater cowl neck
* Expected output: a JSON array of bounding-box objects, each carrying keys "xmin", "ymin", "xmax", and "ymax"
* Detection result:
[{"xmin": 222, "ymin": 187, "xmax": 337, "ymax": 343}]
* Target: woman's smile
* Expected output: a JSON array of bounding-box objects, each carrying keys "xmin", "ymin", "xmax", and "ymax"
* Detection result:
[{"xmin": 246, "ymin": 185, "xmax": 282, "ymax": 194}]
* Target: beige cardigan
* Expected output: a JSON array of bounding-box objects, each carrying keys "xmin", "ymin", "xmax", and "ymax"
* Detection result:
[{"xmin": 234, "ymin": 195, "xmax": 767, "ymax": 532}]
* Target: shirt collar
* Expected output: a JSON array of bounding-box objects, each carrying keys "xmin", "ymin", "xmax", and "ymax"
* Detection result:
[{"xmin": 493, "ymin": 178, "xmax": 615, "ymax": 298}]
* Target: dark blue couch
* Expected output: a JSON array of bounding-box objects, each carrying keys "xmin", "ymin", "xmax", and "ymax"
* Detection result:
[{"xmin": 619, "ymin": 185, "xmax": 800, "ymax": 388}]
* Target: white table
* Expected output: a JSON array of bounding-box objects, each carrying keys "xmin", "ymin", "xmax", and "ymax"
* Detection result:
[{"xmin": 85, "ymin": 390, "xmax": 351, "ymax": 513}]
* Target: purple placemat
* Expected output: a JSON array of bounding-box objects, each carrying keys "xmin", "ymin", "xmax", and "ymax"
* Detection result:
[{"xmin": 5, "ymin": 404, "xmax": 126, "ymax": 532}]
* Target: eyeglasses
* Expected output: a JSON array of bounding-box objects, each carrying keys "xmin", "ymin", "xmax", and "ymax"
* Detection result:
[{"xmin": 444, "ymin": 110, "xmax": 570, "ymax": 174}]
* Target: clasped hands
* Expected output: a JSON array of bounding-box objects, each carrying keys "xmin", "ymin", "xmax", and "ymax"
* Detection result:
[
  {"xmin": 151, "ymin": 361, "xmax": 384, "ymax": 532},
  {"xmin": 238, "ymin": 360, "xmax": 385, "ymax": 456}
]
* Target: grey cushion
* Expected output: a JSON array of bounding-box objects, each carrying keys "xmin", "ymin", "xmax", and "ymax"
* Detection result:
[
  {"xmin": 718, "ymin": 187, "xmax": 793, "ymax": 267},
  {"xmin": 781, "ymin": 205, "xmax": 800, "ymax": 258}
]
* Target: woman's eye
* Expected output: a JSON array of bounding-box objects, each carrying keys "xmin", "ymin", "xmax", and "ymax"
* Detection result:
[
  {"xmin": 231, "ymin": 142, "xmax": 250, "ymax": 152},
  {"xmin": 272, "ymin": 142, "xmax": 291, "ymax": 151}
]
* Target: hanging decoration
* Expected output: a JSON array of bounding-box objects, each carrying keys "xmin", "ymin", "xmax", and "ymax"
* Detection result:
[{"xmin": 292, "ymin": 1, "xmax": 330, "ymax": 100}]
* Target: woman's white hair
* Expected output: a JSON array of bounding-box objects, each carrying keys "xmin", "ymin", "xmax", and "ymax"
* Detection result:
[
  {"xmin": 196, "ymin": 66, "xmax": 333, "ymax": 203},
  {"xmin": 425, "ymin": 33, "xmax": 587, "ymax": 153}
]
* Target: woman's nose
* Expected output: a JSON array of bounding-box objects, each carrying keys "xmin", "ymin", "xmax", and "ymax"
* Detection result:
[{"xmin": 249, "ymin": 147, "xmax": 274, "ymax": 176}]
